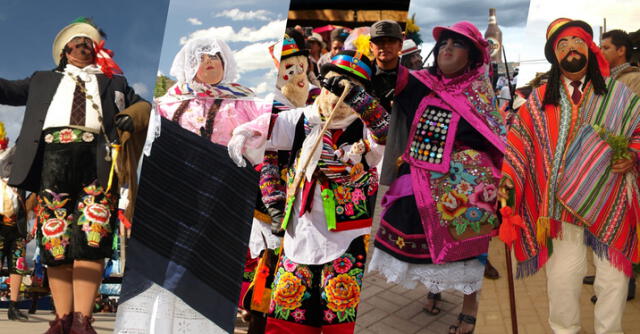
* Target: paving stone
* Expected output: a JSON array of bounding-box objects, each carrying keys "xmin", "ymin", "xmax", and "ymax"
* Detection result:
[{"xmin": 381, "ymin": 314, "xmax": 422, "ymax": 333}]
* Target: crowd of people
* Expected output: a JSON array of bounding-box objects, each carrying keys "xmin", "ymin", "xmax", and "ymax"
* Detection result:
[{"xmin": 1, "ymin": 12, "xmax": 640, "ymax": 334}]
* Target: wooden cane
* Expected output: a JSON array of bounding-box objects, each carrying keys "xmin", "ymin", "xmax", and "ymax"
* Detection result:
[
  {"xmin": 119, "ymin": 221, "xmax": 127, "ymax": 274},
  {"xmin": 281, "ymin": 81, "xmax": 352, "ymax": 229},
  {"xmin": 500, "ymin": 198, "xmax": 519, "ymax": 334}
]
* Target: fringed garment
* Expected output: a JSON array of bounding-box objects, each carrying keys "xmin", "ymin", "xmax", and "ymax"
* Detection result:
[{"xmin": 503, "ymin": 78, "xmax": 640, "ymax": 278}]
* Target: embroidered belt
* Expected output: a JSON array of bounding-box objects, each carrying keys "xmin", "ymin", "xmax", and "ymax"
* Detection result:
[{"xmin": 44, "ymin": 128, "xmax": 96, "ymax": 144}]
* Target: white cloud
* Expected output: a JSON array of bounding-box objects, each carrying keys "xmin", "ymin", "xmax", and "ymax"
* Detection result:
[
  {"xmin": 264, "ymin": 67, "xmax": 278, "ymax": 80},
  {"xmin": 157, "ymin": 70, "xmax": 164, "ymax": 77},
  {"xmin": 252, "ymin": 82, "xmax": 270, "ymax": 95},
  {"xmin": 234, "ymin": 41, "xmax": 278, "ymax": 73},
  {"xmin": 132, "ymin": 82, "xmax": 149, "ymax": 96},
  {"xmin": 179, "ymin": 19, "xmax": 286, "ymax": 44},
  {"xmin": 187, "ymin": 18, "xmax": 203, "ymax": 26},
  {"xmin": 214, "ymin": 9, "xmax": 272, "ymax": 21}
]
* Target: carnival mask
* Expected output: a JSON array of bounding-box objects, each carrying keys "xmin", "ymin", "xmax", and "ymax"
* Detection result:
[
  {"xmin": 195, "ymin": 53, "xmax": 224, "ymax": 85},
  {"xmin": 555, "ymin": 36, "xmax": 589, "ymax": 73},
  {"xmin": 316, "ymin": 71, "xmax": 362, "ymax": 120},
  {"xmin": 436, "ymin": 37, "xmax": 471, "ymax": 77},
  {"xmin": 65, "ymin": 36, "xmax": 95, "ymax": 68},
  {"xmin": 277, "ymin": 54, "xmax": 309, "ymax": 107}
]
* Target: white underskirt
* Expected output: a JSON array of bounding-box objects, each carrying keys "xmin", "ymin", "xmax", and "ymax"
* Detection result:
[
  {"xmin": 114, "ymin": 283, "xmax": 226, "ymax": 334},
  {"xmin": 367, "ymin": 248, "xmax": 485, "ymax": 295}
]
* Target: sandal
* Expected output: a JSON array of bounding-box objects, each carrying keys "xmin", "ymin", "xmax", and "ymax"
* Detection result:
[
  {"xmin": 449, "ymin": 313, "xmax": 476, "ymax": 334},
  {"xmin": 423, "ymin": 292, "xmax": 442, "ymax": 315}
]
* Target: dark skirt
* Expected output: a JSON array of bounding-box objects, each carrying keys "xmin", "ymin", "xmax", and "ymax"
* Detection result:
[{"xmin": 37, "ymin": 127, "xmax": 115, "ymax": 266}]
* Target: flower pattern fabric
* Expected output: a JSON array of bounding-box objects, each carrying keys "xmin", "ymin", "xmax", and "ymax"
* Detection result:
[
  {"xmin": 430, "ymin": 148, "xmax": 499, "ymax": 237},
  {"xmin": 0, "ymin": 227, "xmax": 29, "ymax": 275},
  {"xmin": 267, "ymin": 236, "xmax": 366, "ymax": 328}
]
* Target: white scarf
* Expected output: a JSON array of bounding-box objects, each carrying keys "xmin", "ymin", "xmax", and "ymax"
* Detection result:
[
  {"xmin": 64, "ymin": 64, "xmax": 102, "ymax": 82},
  {"xmin": 298, "ymin": 104, "xmax": 358, "ymax": 182}
]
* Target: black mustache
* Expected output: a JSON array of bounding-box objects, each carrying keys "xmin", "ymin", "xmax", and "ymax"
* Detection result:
[{"xmin": 564, "ymin": 51, "xmax": 584, "ymax": 59}]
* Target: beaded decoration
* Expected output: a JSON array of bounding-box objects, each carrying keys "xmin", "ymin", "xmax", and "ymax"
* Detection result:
[{"xmin": 408, "ymin": 107, "xmax": 452, "ymax": 164}]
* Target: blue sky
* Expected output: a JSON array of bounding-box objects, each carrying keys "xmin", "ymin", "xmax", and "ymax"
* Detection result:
[
  {"xmin": 156, "ymin": 0, "xmax": 290, "ymax": 98},
  {"xmin": 0, "ymin": 0, "xmax": 170, "ymax": 141}
]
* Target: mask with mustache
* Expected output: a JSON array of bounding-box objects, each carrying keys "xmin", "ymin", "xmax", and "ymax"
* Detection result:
[
  {"xmin": 560, "ymin": 51, "xmax": 587, "ymax": 73},
  {"xmin": 277, "ymin": 55, "xmax": 309, "ymax": 107}
]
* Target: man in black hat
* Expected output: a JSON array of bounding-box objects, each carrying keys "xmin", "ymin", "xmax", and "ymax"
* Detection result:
[
  {"xmin": 0, "ymin": 18, "xmax": 149, "ymax": 333},
  {"xmin": 370, "ymin": 20, "xmax": 405, "ymax": 112},
  {"xmin": 229, "ymin": 50, "xmax": 388, "ymax": 333},
  {"xmin": 500, "ymin": 18, "xmax": 640, "ymax": 334}
]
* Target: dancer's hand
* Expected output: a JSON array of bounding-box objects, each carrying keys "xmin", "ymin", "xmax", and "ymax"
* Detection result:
[
  {"xmin": 321, "ymin": 75, "xmax": 350, "ymax": 96},
  {"xmin": 498, "ymin": 177, "xmax": 513, "ymax": 204},
  {"xmin": 227, "ymin": 132, "xmax": 249, "ymax": 167},
  {"xmin": 115, "ymin": 114, "xmax": 134, "ymax": 132}
]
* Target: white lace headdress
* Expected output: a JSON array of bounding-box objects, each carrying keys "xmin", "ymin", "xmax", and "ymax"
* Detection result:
[{"xmin": 170, "ymin": 37, "xmax": 238, "ymax": 85}]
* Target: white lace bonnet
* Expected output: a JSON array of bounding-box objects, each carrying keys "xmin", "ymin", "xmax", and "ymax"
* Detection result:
[{"xmin": 170, "ymin": 36, "xmax": 238, "ymax": 84}]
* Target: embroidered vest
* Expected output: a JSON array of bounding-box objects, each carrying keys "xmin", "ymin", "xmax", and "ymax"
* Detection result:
[{"xmin": 286, "ymin": 114, "xmax": 378, "ymax": 232}]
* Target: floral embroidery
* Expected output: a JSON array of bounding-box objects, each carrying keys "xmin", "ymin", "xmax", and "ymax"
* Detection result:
[
  {"xmin": 456, "ymin": 181, "xmax": 473, "ymax": 194},
  {"xmin": 464, "ymin": 207, "xmax": 483, "ymax": 222},
  {"xmin": 323, "ymin": 273, "xmax": 360, "ymax": 322},
  {"xmin": 324, "ymin": 310, "xmax": 337, "ymax": 323},
  {"xmin": 468, "ymin": 183, "xmax": 497, "ymax": 212},
  {"xmin": 291, "ymin": 308, "xmax": 306, "ymax": 323},
  {"xmin": 39, "ymin": 191, "xmax": 72, "ymax": 260},
  {"xmin": 15, "ymin": 256, "xmax": 26, "ymax": 271},
  {"xmin": 272, "ymin": 272, "xmax": 306, "ymax": 319},
  {"xmin": 344, "ymin": 203, "xmax": 355, "ymax": 216},
  {"xmin": 351, "ymin": 188, "xmax": 365, "ymax": 204},
  {"xmin": 43, "ymin": 128, "xmax": 96, "ymax": 144},
  {"xmin": 437, "ymin": 191, "xmax": 468, "ymax": 220},
  {"xmin": 283, "ymin": 258, "xmax": 297, "ymax": 272},
  {"xmin": 294, "ymin": 266, "xmax": 313, "ymax": 286},
  {"xmin": 395, "ymin": 236, "xmax": 406, "ymax": 249},
  {"xmin": 59, "ymin": 129, "xmax": 75, "ymax": 143},
  {"xmin": 82, "ymin": 132, "xmax": 95, "ymax": 142},
  {"xmin": 332, "ymin": 254, "xmax": 354, "ymax": 274},
  {"xmin": 430, "ymin": 149, "xmax": 499, "ymax": 236},
  {"xmin": 77, "ymin": 184, "xmax": 112, "ymax": 248}
]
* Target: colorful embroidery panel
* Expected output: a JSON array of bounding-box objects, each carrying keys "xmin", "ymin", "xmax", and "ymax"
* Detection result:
[
  {"xmin": 409, "ymin": 107, "xmax": 452, "ymax": 164},
  {"xmin": 430, "ymin": 149, "xmax": 499, "ymax": 239},
  {"xmin": 268, "ymin": 238, "xmax": 366, "ymax": 327}
]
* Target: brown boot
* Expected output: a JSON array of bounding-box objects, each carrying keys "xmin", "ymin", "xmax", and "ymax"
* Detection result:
[
  {"xmin": 69, "ymin": 312, "xmax": 97, "ymax": 334},
  {"xmin": 43, "ymin": 313, "xmax": 72, "ymax": 334}
]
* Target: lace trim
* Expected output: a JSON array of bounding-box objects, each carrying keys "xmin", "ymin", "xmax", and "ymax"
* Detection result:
[
  {"xmin": 367, "ymin": 248, "xmax": 485, "ymax": 294},
  {"xmin": 114, "ymin": 283, "xmax": 227, "ymax": 334}
]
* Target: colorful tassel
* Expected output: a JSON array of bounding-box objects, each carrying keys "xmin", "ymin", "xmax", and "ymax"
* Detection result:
[
  {"xmin": 281, "ymin": 195, "xmax": 295, "ymax": 230},
  {"xmin": 321, "ymin": 188, "xmax": 337, "ymax": 231},
  {"xmin": 498, "ymin": 206, "xmax": 525, "ymax": 248},
  {"xmin": 536, "ymin": 216, "xmax": 551, "ymax": 247},
  {"xmin": 252, "ymin": 262, "xmax": 269, "ymax": 309},
  {"xmin": 118, "ymin": 209, "xmax": 132, "ymax": 230}
]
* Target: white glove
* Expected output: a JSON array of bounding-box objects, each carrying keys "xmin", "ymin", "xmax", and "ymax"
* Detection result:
[{"xmin": 227, "ymin": 132, "xmax": 249, "ymax": 167}]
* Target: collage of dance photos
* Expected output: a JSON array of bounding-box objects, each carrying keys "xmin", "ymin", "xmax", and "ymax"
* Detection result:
[{"xmin": 1, "ymin": 0, "xmax": 640, "ymax": 333}]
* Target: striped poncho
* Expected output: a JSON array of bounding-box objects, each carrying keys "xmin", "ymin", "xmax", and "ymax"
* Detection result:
[{"xmin": 503, "ymin": 78, "xmax": 640, "ymax": 278}]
